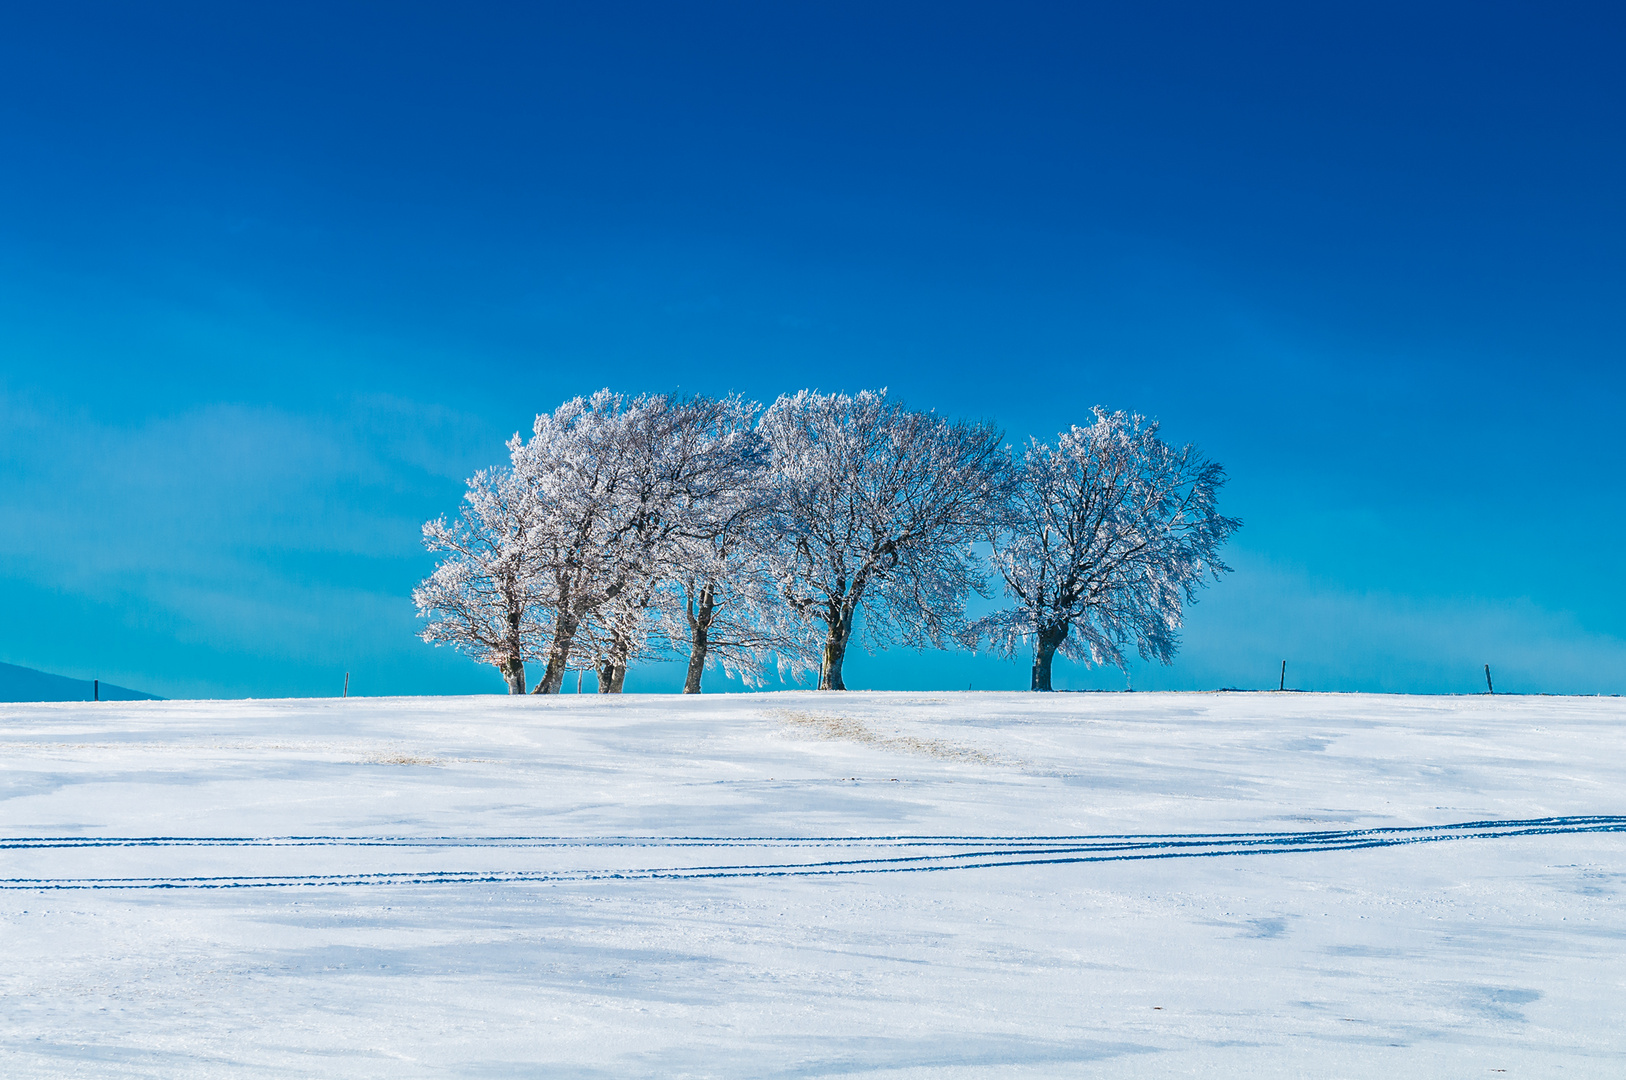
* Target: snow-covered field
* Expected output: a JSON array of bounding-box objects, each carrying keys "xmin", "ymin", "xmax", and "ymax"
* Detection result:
[{"xmin": 2, "ymin": 691, "xmax": 1623, "ymax": 1077}]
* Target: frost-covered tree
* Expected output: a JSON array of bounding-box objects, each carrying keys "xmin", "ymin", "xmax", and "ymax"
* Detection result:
[
  {"xmin": 657, "ymin": 491, "xmax": 817, "ymax": 693},
  {"xmin": 645, "ymin": 401, "xmax": 811, "ymax": 692},
  {"xmin": 510, "ymin": 391, "xmax": 643, "ymax": 693},
  {"xmin": 413, "ymin": 464, "xmax": 550, "ymax": 694},
  {"xmin": 975, "ymin": 409, "xmax": 1240, "ymax": 691},
  {"xmin": 416, "ymin": 390, "xmax": 1235, "ymax": 697},
  {"xmin": 577, "ymin": 582, "xmax": 661, "ymax": 693},
  {"xmin": 759, "ymin": 389, "xmax": 1007, "ymax": 690},
  {"xmin": 516, "ymin": 390, "xmax": 768, "ymax": 693}
]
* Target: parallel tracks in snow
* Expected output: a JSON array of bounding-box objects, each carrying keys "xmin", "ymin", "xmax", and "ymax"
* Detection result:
[{"xmin": 2, "ymin": 816, "xmax": 1622, "ymax": 890}]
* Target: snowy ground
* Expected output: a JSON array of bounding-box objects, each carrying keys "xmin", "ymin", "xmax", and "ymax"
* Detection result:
[{"xmin": 2, "ymin": 690, "xmax": 1624, "ymax": 1078}]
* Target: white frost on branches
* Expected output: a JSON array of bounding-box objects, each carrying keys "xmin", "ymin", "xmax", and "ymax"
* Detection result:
[
  {"xmin": 415, "ymin": 391, "xmax": 1237, "ymax": 694},
  {"xmin": 648, "ymin": 399, "xmax": 815, "ymax": 691},
  {"xmin": 759, "ymin": 389, "xmax": 1007, "ymax": 690},
  {"xmin": 972, "ymin": 409, "xmax": 1240, "ymax": 690},
  {"xmin": 413, "ymin": 465, "xmax": 551, "ymax": 694}
]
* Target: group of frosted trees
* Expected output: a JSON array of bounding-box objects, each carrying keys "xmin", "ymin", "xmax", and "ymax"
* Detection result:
[{"xmin": 413, "ymin": 388, "xmax": 1239, "ymax": 694}]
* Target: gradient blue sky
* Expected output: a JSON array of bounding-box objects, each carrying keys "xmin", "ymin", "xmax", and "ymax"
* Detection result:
[{"xmin": 2, "ymin": 2, "xmax": 1622, "ymax": 698}]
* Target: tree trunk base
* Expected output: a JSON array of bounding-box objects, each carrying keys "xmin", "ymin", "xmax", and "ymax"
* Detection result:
[{"xmin": 1031, "ymin": 623, "xmax": 1068, "ymax": 691}]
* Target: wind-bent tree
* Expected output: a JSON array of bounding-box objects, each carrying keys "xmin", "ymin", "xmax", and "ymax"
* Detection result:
[
  {"xmin": 760, "ymin": 389, "xmax": 1006, "ymax": 690},
  {"xmin": 518, "ymin": 390, "xmax": 767, "ymax": 693},
  {"xmin": 975, "ymin": 409, "xmax": 1240, "ymax": 691},
  {"xmin": 645, "ymin": 395, "xmax": 815, "ymax": 693},
  {"xmin": 413, "ymin": 464, "xmax": 550, "ymax": 694},
  {"xmin": 575, "ymin": 584, "xmax": 658, "ymax": 693},
  {"xmin": 658, "ymin": 492, "xmax": 816, "ymax": 692},
  {"xmin": 511, "ymin": 391, "xmax": 645, "ymax": 694}
]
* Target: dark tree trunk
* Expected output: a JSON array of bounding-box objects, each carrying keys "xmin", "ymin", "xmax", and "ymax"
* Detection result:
[
  {"xmin": 683, "ymin": 634, "xmax": 708, "ymax": 693},
  {"xmin": 499, "ymin": 656, "xmax": 526, "ymax": 695},
  {"xmin": 683, "ymin": 583, "xmax": 716, "ymax": 694},
  {"xmin": 1031, "ymin": 622, "xmax": 1069, "ymax": 691},
  {"xmin": 608, "ymin": 663, "xmax": 627, "ymax": 693},
  {"xmin": 499, "ymin": 605, "xmax": 527, "ymax": 694},
  {"xmin": 535, "ymin": 611, "xmax": 579, "ymax": 694},
  {"xmin": 596, "ymin": 658, "xmax": 619, "ymax": 693},
  {"xmin": 819, "ymin": 603, "xmax": 855, "ymax": 690}
]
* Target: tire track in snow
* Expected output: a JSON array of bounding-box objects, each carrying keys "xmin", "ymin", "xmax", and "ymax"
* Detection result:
[
  {"xmin": 9, "ymin": 815, "xmax": 1623, "ymax": 850},
  {"xmin": 2, "ymin": 816, "xmax": 1622, "ymax": 889}
]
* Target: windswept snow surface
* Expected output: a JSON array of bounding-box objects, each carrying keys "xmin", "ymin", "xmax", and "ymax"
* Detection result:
[{"xmin": 2, "ymin": 692, "xmax": 1623, "ymax": 1077}]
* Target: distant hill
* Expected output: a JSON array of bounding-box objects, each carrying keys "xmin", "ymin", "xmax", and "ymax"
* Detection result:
[{"xmin": 0, "ymin": 662, "xmax": 162, "ymax": 702}]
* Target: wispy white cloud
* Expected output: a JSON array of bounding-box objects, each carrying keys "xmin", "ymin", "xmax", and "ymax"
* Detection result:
[{"xmin": 0, "ymin": 386, "xmax": 498, "ymax": 687}]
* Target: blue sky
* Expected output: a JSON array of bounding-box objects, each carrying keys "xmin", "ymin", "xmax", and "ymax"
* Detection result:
[{"xmin": 1, "ymin": 2, "xmax": 1622, "ymax": 698}]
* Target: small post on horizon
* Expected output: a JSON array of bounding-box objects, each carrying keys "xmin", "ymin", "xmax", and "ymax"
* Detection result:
[
  {"xmin": 343, "ymin": 672, "xmax": 349, "ymax": 698},
  {"xmin": 1485, "ymin": 664, "xmax": 1494, "ymax": 695},
  {"xmin": 94, "ymin": 679, "xmax": 98, "ymax": 702},
  {"xmin": 1279, "ymin": 661, "xmax": 1286, "ymax": 692}
]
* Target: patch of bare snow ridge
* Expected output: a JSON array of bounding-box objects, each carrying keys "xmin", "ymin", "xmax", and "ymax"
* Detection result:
[{"xmin": 768, "ymin": 706, "xmax": 1018, "ymax": 766}]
